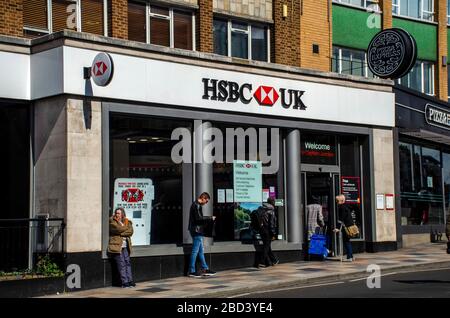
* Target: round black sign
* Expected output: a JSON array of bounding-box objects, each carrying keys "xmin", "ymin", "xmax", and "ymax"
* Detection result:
[{"xmin": 367, "ymin": 28, "xmax": 417, "ymax": 79}]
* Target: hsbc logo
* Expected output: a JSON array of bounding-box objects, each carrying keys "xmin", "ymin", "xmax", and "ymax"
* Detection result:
[
  {"xmin": 202, "ymin": 78, "xmax": 307, "ymax": 110},
  {"xmin": 93, "ymin": 61, "xmax": 108, "ymax": 76}
]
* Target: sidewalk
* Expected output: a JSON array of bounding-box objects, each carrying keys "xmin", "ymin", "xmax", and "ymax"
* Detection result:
[{"xmin": 51, "ymin": 242, "xmax": 450, "ymax": 298}]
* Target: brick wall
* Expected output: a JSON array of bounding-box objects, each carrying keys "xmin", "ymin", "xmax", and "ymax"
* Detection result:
[
  {"xmin": 381, "ymin": 0, "xmax": 392, "ymax": 29},
  {"xmin": 0, "ymin": 0, "xmax": 23, "ymax": 37},
  {"xmin": 109, "ymin": 0, "xmax": 128, "ymax": 39},
  {"xmin": 436, "ymin": 0, "xmax": 448, "ymax": 101},
  {"xmin": 272, "ymin": 0, "xmax": 300, "ymax": 67},
  {"xmin": 197, "ymin": 0, "xmax": 213, "ymax": 53},
  {"xmin": 299, "ymin": 0, "xmax": 331, "ymax": 72}
]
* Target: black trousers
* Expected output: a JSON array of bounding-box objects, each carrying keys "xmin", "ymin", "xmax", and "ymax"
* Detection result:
[{"xmin": 254, "ymin": 231, "xmax": 275, "ymax": 266}]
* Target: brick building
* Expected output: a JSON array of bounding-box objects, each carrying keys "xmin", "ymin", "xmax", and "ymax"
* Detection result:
[{"xmin": 0, "ymin": 0, "xmax": 447, "ymax": 293}]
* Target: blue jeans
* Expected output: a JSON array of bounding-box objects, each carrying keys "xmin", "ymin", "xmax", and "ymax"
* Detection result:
[
  {"xmin": 114, "ymin": 248, "xmax": 133, "ymax": 285},
  {"xmin": 343, "ymin": 232, "xmax": 353, "ymax": 259},
  {"xmin": 189, "ymin": 234, "xmax": 208, "ymax": 273}
]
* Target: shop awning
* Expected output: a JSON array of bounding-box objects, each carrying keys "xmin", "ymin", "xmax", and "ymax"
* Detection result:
[{"xmin": 400, "ymin": 129, "xmax": 450, "ymax": 146}]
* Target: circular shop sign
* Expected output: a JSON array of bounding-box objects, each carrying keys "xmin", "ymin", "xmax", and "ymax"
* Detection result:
[
  {"xmin": 91, "ymin": 52, "xmax": 114, "ymax": 86},
  {"xmin": 367, "ymin": 28, "xmax": 417, "ymax": 79}
]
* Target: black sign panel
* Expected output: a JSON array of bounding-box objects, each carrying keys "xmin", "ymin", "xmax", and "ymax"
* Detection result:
[
  {"xmin": 341, "ymin": 176, "xmax": 361, "ymax": 204},
  {"xmin": 367, "ymin": 28, "xmax": 417, "ymax": 79},
  {"xmin": 301, "ymin": 134, "xmax": 337, "ymax": 165},
  {"xmin": 425, "ymin": 104, "xmax": 450, "ymax": 131}
]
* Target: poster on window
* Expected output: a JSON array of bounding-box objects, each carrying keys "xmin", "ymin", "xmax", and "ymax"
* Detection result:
[
  {"xmin": 113, "ymin": 178, "xmax": 154, "ymax": 246},
  {"xmin": 233, "ymin": 160, "xmax": 262, "ymax": 203},
  {"xmin": 341, "ymin": 176, "xmax": 361, "ymax": 204}
]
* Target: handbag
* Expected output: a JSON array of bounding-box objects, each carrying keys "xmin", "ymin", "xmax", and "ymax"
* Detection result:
[{"xmin": 345, "ymin": 224, "xmax": 360, "ymax": 238}]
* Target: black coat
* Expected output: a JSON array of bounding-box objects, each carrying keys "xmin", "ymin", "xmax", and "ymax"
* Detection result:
[
  {"xmin": 188, "ymin": 201, "xmax": 212, "ymax": 235},
  {"xmin": 338, "ymin": 204, "xmax": 354, "ymax": 227}
]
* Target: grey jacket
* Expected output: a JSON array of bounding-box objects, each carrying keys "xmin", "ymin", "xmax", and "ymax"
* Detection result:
[{"xmin": 306, "ymin": 204, "xmax": 324, "ymax": 240}]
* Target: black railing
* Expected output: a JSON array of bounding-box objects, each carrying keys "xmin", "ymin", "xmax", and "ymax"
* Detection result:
[{"xmin": 0, "ymin": 218, "xmax": 66, "ymax": 272}]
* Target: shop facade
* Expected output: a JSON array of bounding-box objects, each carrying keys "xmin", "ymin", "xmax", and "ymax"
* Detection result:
[
  {"xmin": 394, "ymin": 86, "xmax": 450, "ymax": 247},
  {"xmin": 0, "ymin": 31, "xmax": 397, "ymax": 289}
]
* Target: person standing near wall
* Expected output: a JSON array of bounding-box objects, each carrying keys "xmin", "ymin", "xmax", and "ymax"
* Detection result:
[
  {"xmin": 188, "ymin": 192, "xmax": 217, "ymax": 277},
  {"xmin": 108, "ymin": 207, "xmax": 135, "ymax": 288},
  {"xmin": 335, "ymin": 194, "xmax": 355, "ymax": 262}
]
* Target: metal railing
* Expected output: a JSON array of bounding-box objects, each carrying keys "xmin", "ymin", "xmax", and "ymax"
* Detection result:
[{"xmin": 0, "ymin": 218, "xmax": 66, "ymax": 271}]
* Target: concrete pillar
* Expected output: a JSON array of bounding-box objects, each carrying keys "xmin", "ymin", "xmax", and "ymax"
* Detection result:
[
  {"xmin": 286, "ymin": 129, "xmax": 302, "ymax": 243},
  {"xmin": 194, "ymin": 120, "xmax": 213, "ymax": 245}
]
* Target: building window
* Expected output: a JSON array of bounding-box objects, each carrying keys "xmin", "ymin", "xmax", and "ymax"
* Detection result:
[
  {"xmin": 23, "ymin": 0, "xmax": 107, "ymax": 38},
  {"xmin": 333, "ymin": 0, "xmax": 380, "ymax": 11},
  {"xmin": 332, "ymin": 46, "xmax": 374, "ymax": 78},
  {"xmin": 110, "ymin": 114, "xmax": 192, "ymax": 245},
  {"xmin": 398, "ymin": 60, "xmax": 435, "ymax": 96},
  {"xmin": 213, "ymin": 18, "xmax": 269, "ymax": 62},
  {"xmin": 392, "ymin": 0, "xmax": 434, "ymax": 22},
  {"xmin": 448, "ymin": 0, "xmax": 450, "ymax": 24},
  {"xmin": 128, "ymin": 2, "xmax": 194, "ymax": 50},
  {"xmin": 399, "ymin": 142, "xmax": 444, "ymax": 226}
]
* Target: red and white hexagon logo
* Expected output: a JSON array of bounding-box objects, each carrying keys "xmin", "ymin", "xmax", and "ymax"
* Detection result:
[
  {"xmin": 93, "ymin": 61, "xmax": 108, "ymax": 76},
  {"xmin": 253, "ymin": 86, "xmax": 279, "ymax": 106}
]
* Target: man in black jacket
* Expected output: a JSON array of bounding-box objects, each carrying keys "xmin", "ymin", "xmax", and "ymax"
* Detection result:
[{"xmin": 188, "ymin": 192, "xmax": 217, "ymax": 277}]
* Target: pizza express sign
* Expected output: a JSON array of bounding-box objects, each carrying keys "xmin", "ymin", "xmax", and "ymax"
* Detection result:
[
  {"xmin": 425, "ymin": 104, "xmax": 450, "ymax": 130},
  {"xmin": 367, "ymin": 28, "xmax": 417, "ymax": 79},
  {"xmin": 202, "ymin": 78, "xmax": 307, "ymax": 110}
]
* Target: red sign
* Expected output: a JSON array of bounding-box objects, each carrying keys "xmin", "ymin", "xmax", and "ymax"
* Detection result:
[
  {"xmin": 253, "ymin": 86, "xmax": 279, "ymax": 106},
  {"xmin": 121, "ymin": 188, "xmax": 145, "ymax": 203}
]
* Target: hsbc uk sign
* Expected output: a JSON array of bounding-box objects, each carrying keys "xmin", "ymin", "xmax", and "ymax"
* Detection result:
[{"xmin": 202, "ymin": 78, "xmax": 307, "ymax": 110}]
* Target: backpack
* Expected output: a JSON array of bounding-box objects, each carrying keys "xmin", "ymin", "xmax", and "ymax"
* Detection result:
[{"xmin": 250, "ymin": 207, "xmax": 265, "ymax": 233}]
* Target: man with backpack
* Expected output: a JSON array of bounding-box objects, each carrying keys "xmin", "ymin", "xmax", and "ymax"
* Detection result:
[{"xmin": 251, "ymin": 197, "xmax": 279, "ymax": 268}]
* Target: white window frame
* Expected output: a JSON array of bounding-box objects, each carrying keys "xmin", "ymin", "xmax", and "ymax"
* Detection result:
[
  {"xmin": 392, "ymin": 0, "xmax": 435, "ymax": 22},
  {"xmin": 333, "ymin": 46, "xmax": 372, "ymax": 78},
  {"xmin": 397, "ymin": 60, "xmax": 435, "ymax": 96},
  {"xmin": 332, "ymin": 0, "xmax": 381, "ymax": 11},
  {"xmin": 146, "ymin": 4, "xmax": 195, "ymax": 50},
  {"xmin": 447, "ymin": 0, "xmax": 450, "ymax": 24},
  {"xmin": 23, "ymin": 0, "xmax": 108, "ymax": 36},
  {"xmin": 217, "ymin": 19, "xmax": 270, "ymax": 62}
]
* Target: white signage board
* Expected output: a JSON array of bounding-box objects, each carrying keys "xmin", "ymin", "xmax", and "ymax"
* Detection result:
[
  {"xmin": 113, "ymin": 178, "xmax": 154, "ymax": 246},
  {"xmin": 59, "ymin": 46, "xmax": 395, "ymax": 127},
  {"xmin": 233, "ymin": 160, "xmax": 262, "ymax": 203}
]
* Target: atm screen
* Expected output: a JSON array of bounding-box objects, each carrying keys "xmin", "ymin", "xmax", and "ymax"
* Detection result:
[{"xmin": 133, "ymin": 210, "xmax": 142, "ymax": 219}]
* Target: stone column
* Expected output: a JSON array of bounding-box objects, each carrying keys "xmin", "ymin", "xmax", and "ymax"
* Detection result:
[
  {"xmin": 194, "ymin": 120, "xmax": 213, "ymax": 246},
  {"xmin": 109, "ymin": 0, "xmax": 128, "ymax": 39},
  {"xmin": 273, "ymin": 0, "xmax": 301, "ymax": 66},
  {"xmin": 197, "ymin": 0, "xmax": 213, "ymax": 53},
  {"xmin": 0, "ymin": 0, "xmax": 23, "ymax": 37},
  {"xmin": 286, "ymin": 129, "xmax": 302, "ymax": 243}
]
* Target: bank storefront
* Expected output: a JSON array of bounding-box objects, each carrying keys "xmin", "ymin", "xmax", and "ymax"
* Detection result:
[
  {"xmin": 0, "ymin": 32, "xmax": 396, "ymax": 288},
  {"xmin": 395, "ymin": 86, "xmax": 450, "ymax": 247}
]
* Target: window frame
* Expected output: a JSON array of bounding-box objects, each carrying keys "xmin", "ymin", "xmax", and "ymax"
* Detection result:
[
  {"xmin": 332, "ymin": 0, "xmax": 381, "ymax": 12},
  {"xmin": 332, "ymin": 46, "xmax": 373, "ymax": 78},
  {"xmin": 397, "ymin": 60, "xmax": 435, "ymax": 96},
  {"xmin": 145, "ymin": 4, "xmax": 195, "ymax": 50},
  {"xmin": 214, "ymin": 18, "xmax": 270, "ymax": 63},
  {"xmin": 23, "ymin": 0, "xmax": 108, "ymax": 36},
  {"xmin": 392, "ymin": 0, "xmax": 435, "ymax": 22}
]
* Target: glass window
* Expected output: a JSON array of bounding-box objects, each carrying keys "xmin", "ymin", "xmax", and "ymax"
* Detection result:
[
  {"xmin": 448, "ymin": 0, "xmax": 450, "ymax": 24},
  {"xmin": 81, "ymin": 0, "xmax": 104, "ymax": 35},
  {"xmin": 23, "ymin": 0, "xmax": 48, "ymax": 31},
  {"xmin": 110, "ymin": 114, "xmax": 192, "ymax": 245},
  {"xmin": 52, "ymin": 0, "xmax": 77, "ymax": 32},
  {"xmin": 173, "ymin": 11, "xmax": 193, "ymax": 50},
  {"xmin": 213, "ymin": 19, "xmax": 228, "ymax": 56},
  {"xmin": 251, "ymin": 26, "xmax": 268, "ymax": 62},
  {"xmin": 399, "ymin": 60, "xmax": 435, "ymax": 95},
  {"xmin": 150, "ymin": 6, "xmax": 170, "ymax": 47},
  {"xmin": 332, "ymin": 46, "xmax": 373, "ymax": 78},
  {"xmin": 213, "ymin": 18, "xmax": 269, "ymax": 62},
  {"xmin": 332, "ymin": 47, "xmax": 339, "ymax": 73},
  {"xmin": 400, "ymin": 142, "xmax": 444, "ymax": 226},
  {"xmin": 212, "ymin": 123, "xmax": 283, "ymax": 242},
  {"xmin": 394, "ymin": 0, "xmax": 434, "ymax": 21},
  {"xmin": 443, "ymin": 153, "xmax": 450, "ymax": 219},
  {"xmin": 128, "ymin": 1, "xmax": 146, "ymax": 43},
  {"xmin": 339, "ymin": 136, "xmax": 363, "ymax": 239},
  {"xmin": 301, "ymin": 134, "xmax": 337, "ymax": 165},
  {"xmin": 231, "ymin": 23, "xmax": 249, "ymax": 59}
]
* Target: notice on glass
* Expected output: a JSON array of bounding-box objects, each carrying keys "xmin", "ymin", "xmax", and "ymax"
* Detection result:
[
  {"xmin": 217, "ymin": 189, "xmax": 225, "ymax": 203},
  {"xmin": 427, "ymin": 176, "xmax": 433, "ymax": 188},
  {"xmin": 376, "ymin": 194, "xmax": 385, "ymax": 210},
  {"xmin": 341, "ymin": 176, "xmax": 360, "ymax": 204},
  {"xmin": 233, "ymin": 160, "xmax": 262, "ymax": 203},
  {"xmin": 385, "ymin": 194, "xmax": 394, "ymax": 210},
  {"xmin": 226, "ymin": 189, "xmax": 234, "ymax": 203},
  {"xmin": 262, "ymin": 189, "xmax": 270, "ymax": 202}
]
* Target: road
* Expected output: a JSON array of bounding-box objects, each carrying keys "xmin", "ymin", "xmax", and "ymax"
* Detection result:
[{"xmin": 235, "ymin": 268, "xmax": 450, "ymax": 298}]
